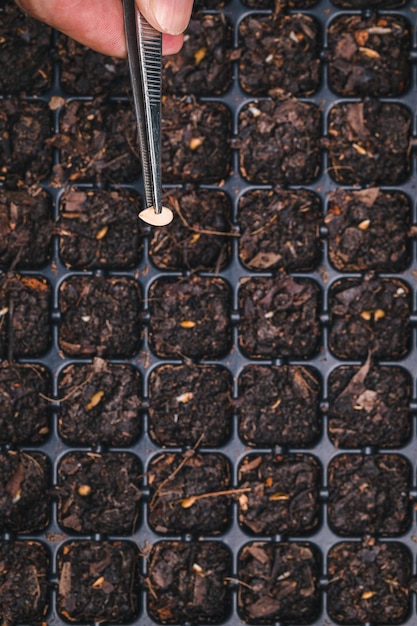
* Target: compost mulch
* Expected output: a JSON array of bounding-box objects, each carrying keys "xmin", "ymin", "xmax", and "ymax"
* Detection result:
[
  {"xmin": 238, "ymin": 97, "xmax": 321, "ymax": 185},
  {"xmin": 238, "ymin": 188, "xmax": 321, "ymax": 272},
  {"xmin": 58, "ymin": 360, "xmax": 142, "ymax": 447},
  {"xmin": 162, "ymin": 13, "xmax": 233, "ymax": 95},
  {"xmin": 56, "ymin": 540, "xmax": 140, "ymax": 623},
  {"xmin": 3, "ymin": 0, "xmax": 417, "ymax": 625},
  {"xmin": 58, "ymin": 188, "xmax": 144, "ymax": 269},
  {"xmin": 238, "ymin": 12, "xmax": 321, "ymax": 96},
  {"xmin": 149, "ymin": 187, "xmax": 233, "ymax": 271},
  {"xmin": 0, "ymin": 361, "xmax": 50, "ymax": 445},
  {"xmin": 326, "ymin": 187, "xmax": 411, "ymax": 272},
  {"xmin": 148, "ymin": 363, "xmax": 233, "ymax": 447},
  {"xmin": 327, "ymin": 14, "xmax": 411, "ymax": 97}
]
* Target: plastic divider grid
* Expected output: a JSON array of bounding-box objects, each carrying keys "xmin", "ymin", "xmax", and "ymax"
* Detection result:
[{"xmin": 2, "ymin": 0, "xmax": 417, "ymax": 624}]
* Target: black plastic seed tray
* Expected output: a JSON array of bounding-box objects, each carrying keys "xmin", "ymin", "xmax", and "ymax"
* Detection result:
[{"xmin": 2, "ymin": 0, "xmax": 417, "ymax": 623}]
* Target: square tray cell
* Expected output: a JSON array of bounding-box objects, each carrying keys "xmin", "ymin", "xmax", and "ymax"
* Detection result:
[
  {"xmin": 327, "ymin": 540, "xmax": 411, "ymax": 624},
  {"xmin": 0, "ymin": 188, "xmax": 53, "ymax": 270},
  {"xmin": 148, "ymin": 364, "xmax": 233, "ymax": 447},
  {"xmin": 329, "ymin": 277, "xmax": 411, "ymax": 360},
  {"xmin": 0, "ymin": 362, "xmax": 50, "ymax": 446},
  {"xmin": 147, "ymin": 541, "xmax": 231, "ymax": 623},
  {"xmin": 328, "ymin": 362, "xmax": 411, "ymax": 449},
  {"xmin": 0, "ymin": 274, "xmax": 51, "ymax": 359},
  {"xmin": 238, "ymin": 188, "xmax": 321, "ymax": 272},
  {"xmin": 0, "ymin": 99, "xmax": 53, "ymax": 189},
  {"xmin": 59, "ymin": 276, "xmax": 142, "ymax": 358},
  {"xmin": 162, "ymin": 96, "xmax": 232, "ymax": 183},
  {"xmin": 0, "ymin": 540, "xmax": 50, "ymax": 624},
  {"xmin": 148, "ymin": 452, "xmax": 231, "ymax": 535},
  {"xmin": 239, "ymin": 12, "xmax": 320, "ymax": 96},
  {"xmin": 0, "ymin": 450, "xmax": 50, "ymax": 534},
  {"xmin": 238, "ymin": 276, "xmax": 321, "ymax": 359},
  {"xmin": 327, "ymin": 101, "xmax": 411, "ymax": 186},
  {"xmin": 50, "ymin": 99, "xmax": 139, "ymax": 184},
  {"xmin": 239, "ymin": 98, "xmax": 321, "ymax": 184},
  {"xmin": 0, "ymin": 2, "xmax": 52, "ymax": 95},
  {"xmin": 148, "ymin": 276, "xmax": 232, "ymax": 360},
  {"xmin": 149, "ymin": 188, "xmax": 233, "ymax": 271},
  {"xmin": 327, "ymin": 15, "xmax": 411, "ymax": 97},
  {"xmin": 57, "ymin": 452, "xmax": 142, "ymax": 535},
  {"xmin": 58, "ymin": 188, "xmax": 143, "ymax": 269},
  {"xmin": 58, "ymin": 360, "xmax": 142, "ymax": 447},
  {"xmin": 238, "ymin": 453, "xmax": 321, "ymax": 535},
  {"xmin": 57, "ymin": 540, "xmax": 140, "ymax": 623},
  {"xmin": 238, "ymin": 365, "xmax": 321, "ymax": 447},
  {"xmin": 57, "ymin": 35, "xmax": 130, "ymax": 96},
  {"xmin": 328, "ymin": 453, "xmax": 411, "ymax": 536},
  {"xmin": 238, "ymin": 541, "xmax": 321, "ymax": 623},
  {"xmin": 325, "ymin": 187, "xmax": 411, "ymax": 272},
  {"xmin": 163, "ymin": 12, "xmax": 233, "ymax": 95}
]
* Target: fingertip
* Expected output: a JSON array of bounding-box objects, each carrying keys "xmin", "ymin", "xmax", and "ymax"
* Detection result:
[
  {"xmin": 137, "ymin": 0, "xmax": 193, "ymax": 35},
  {"xmin": 162, "ymin": 33, "xmax": 184, "ymax": 56}
]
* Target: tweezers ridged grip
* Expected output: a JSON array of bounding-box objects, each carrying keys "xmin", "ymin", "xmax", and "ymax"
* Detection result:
[{"xmin": 138, "ymin": 17, "xmax": 162, "ymax": 106}]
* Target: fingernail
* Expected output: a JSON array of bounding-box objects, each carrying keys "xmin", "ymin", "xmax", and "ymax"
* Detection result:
[{"xmin": 149, "ymin": 0, "xmax": 191, "ymax": 35}]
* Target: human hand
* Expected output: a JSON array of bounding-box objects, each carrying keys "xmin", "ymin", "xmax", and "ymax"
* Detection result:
[{"xmin": 14, "ymin": 0, "xmax": 194, "ymax": 57}]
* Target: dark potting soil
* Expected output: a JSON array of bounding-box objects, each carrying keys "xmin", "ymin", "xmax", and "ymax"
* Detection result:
[
  {"xmin": 327, "ymin": 14, "xmax": 411, "ymax": 97},
  {"xmin": 0, "ymin": 450, "xmax": 50, "ymax": 534},
  {"xmin": 148, "ymin": 451, "xmax": 231, "ymax": 535},
  {"xmin": 0, "ymin": 361, "xmax": 50, "ymax": 446},
  {"xmin": 238, "ymin": 541, "xmax": 321, "ymax": 623},
  {"xmin": 327, "ymin": 101, "xmax": 411, "ymax": 186},
  {"xmin": 50, "ymin": 99, "xmax": 139, "ymax": 185},
  {"xmin": 59, "ymin": 275, "xmax": 142, "ymax": 358},
  {"xmin": 57, "ymin": 452, "xmax": 142, "ymax": 535},
  {"xmin": 242, "ymin": 0, "xmax": 319, "ymax": 6},
  {"xmin": 0, "ymin": 2, "xmax": 52, "ymax": 95},
  {"xmin": 237, "ymin": 365, "xmax": 321, "ymax": 447},
  {"xmin": 58, "ymin": 188, "xmax": 143, "ymax": 269},
  {"xmin": 58, "ymin": 359, "xmax": 142, "ymax": 447},
  {"xmin": 327, "ymin": 540, "xmax": 411, "ymax": 623},
  {"xmin": 149, "ymin": 188, "xmax": 233, "ymax": 271},
  {"xmin": 328, "ymin": 361, "xmax": 411, "ymax": 449},
  {"xmin": 328, "ymin": 453, "xmax": 411, "ymax": 536},
  {"xmin": 325, "ymin": 187, "xmax": 411, "ymax": 272},
  {"xmin": 238, "ymin": 188, "xmax": 321, "ymax": 272},
  {"xmin": 0, "ymin": 99, "xmax": 53, "ymax": 189},
  {"xmin": 238, "ymin": 275, "xmax": 321, "ymax": 359},
  {"xmin": 239, "ymin": 12, "xmax": 320, "ymax": 96},
  {"xmin": 163, "ymin": 13, "xmax": 233, "ymax": 95},
  {"xmin": 148, "ymin": 364, "xmax": 233, "ymax": 447},
  {"xmin": 0, "ymin": 188, "xmax": 53, "ymax": 270},
  {"xmin": 0, "ymin": 274, "xmax": 51, "ymax": 359},
  {"xmin": 238, "ymin": 453, "xmax": 321, "ymax": 535},
  {"xmin": 161, "ymin": 96, "xmax": 231, "ymax": 183},
  {"xmin": 0, "ymin": 541, "xmax": 50, "ymax": 625},
  {"xmin": 193, "ymin": 0, "xmax": 228, "ymax": 7},
  {"xmin": 147, "ymin": 541, "xmax": 231, "ymax": 623},
  {"xmin": 58, "ymin": 35, "xmax": 130, "ymax": 96},
  {"xmin": 239, "ymin": 97, "xmax": 321, "ymax": 185},
  {"xmin": 329, "ymin": 277, "xmax": 411, "ymax": 360},
  {"xmin": 331, "ymin": 0, "xmax": 407, "ymax": 9},
  {"xmin": 148, "ymin": 276, "xmax": 232, "ymax": 360},
  {"xmin": 57, "ymin": 540, "xmax": 140, "ymax": 623}
]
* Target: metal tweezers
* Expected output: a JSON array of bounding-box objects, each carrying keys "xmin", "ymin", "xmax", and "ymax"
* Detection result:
[{"xmin": 123, "ymin": 0, "xmax": 173, "ymax": 226}]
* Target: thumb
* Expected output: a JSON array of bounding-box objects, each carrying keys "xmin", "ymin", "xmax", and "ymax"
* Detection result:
[{"xmin": 136, "ymin": 0, "xmax": 193, "ymax": 35}]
